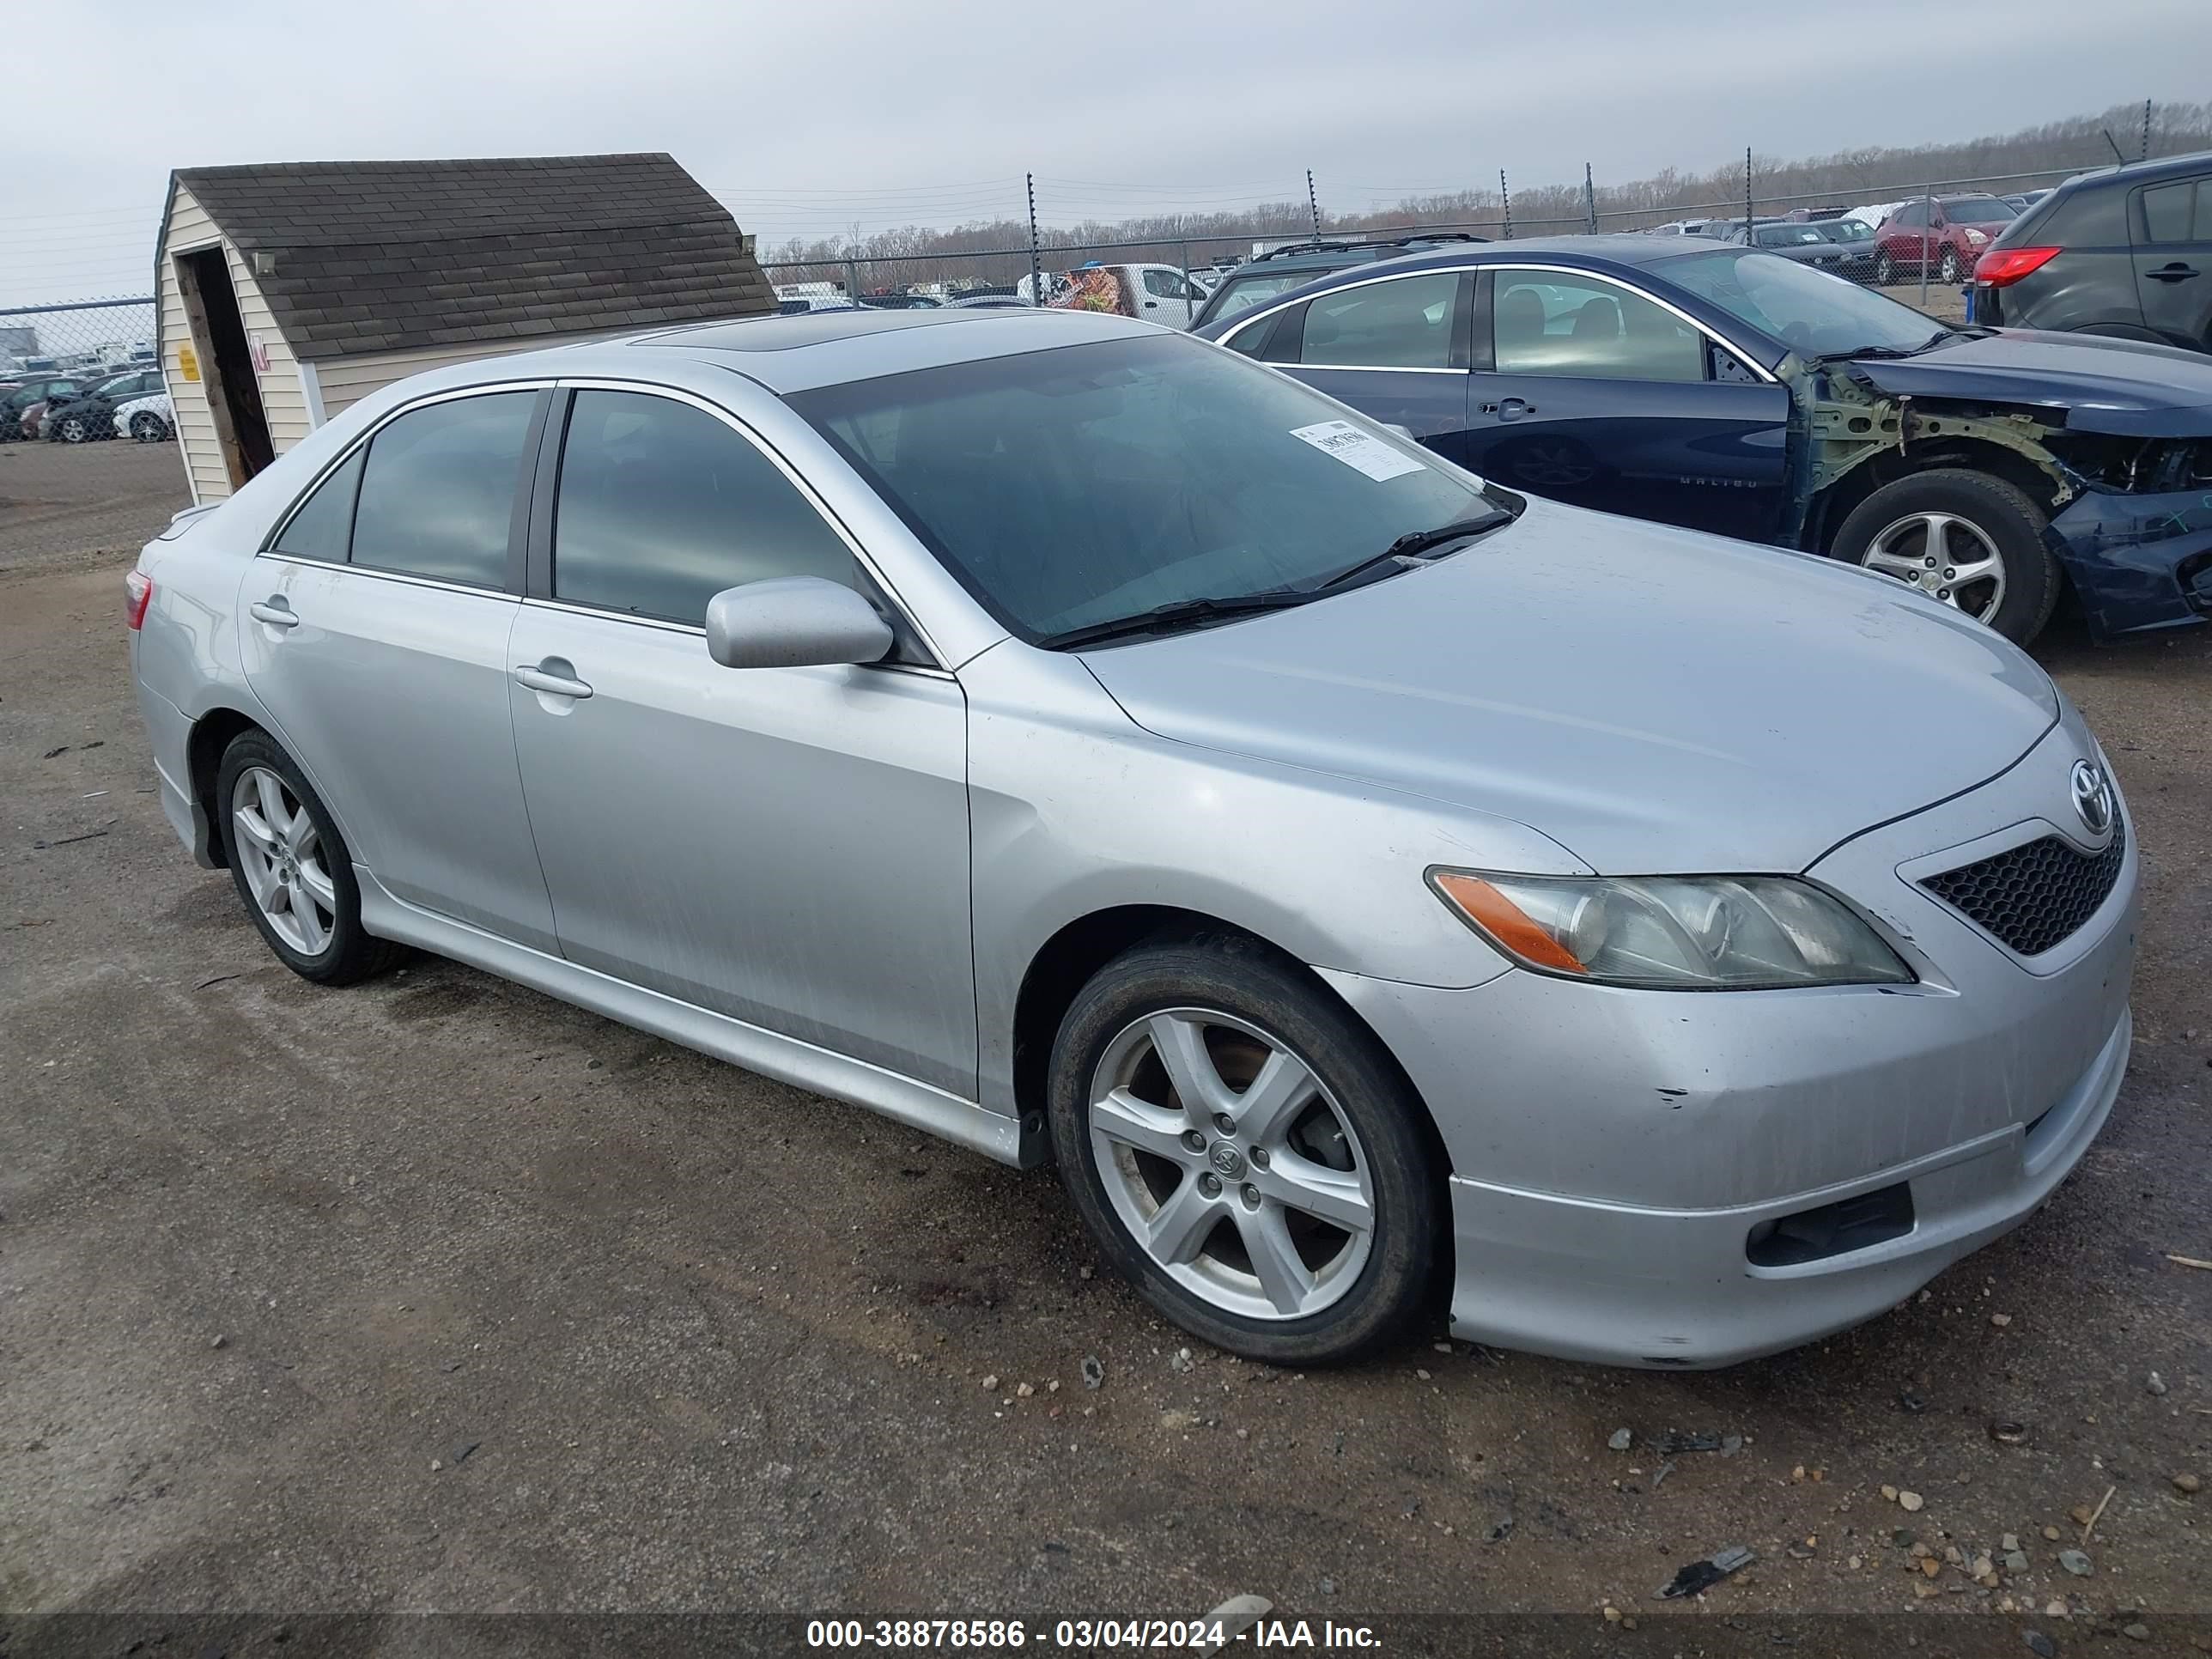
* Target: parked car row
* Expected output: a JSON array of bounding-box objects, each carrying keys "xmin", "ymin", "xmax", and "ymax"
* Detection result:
[{"xmin": 0, "ymin": 364, "xmax": 173, "ymax": 443}]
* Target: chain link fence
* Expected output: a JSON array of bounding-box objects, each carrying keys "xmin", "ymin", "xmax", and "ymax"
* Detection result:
[
  {"xmin": 754, "ymin": 163, "xmax": 2105, "ymax": 326},
  {"xmin": 0, "ymin": 297, "xmax": 163, "ymax": 445}
]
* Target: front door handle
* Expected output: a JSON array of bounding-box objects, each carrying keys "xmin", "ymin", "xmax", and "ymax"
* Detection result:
[
  {"xmin": 249, "ymin": 598, "xmax": 297, "ymax": 629},
  {"xmin": 2147, "ymin": 263, "xmax": 2200, "ymax": 283},
  {"xmin": 1491, "ymin": 398, "xmax": 1536, "ymax": 421},
  {"xmin": 514, "ymin": 663, "xmax": 593, "ymax": 700}
]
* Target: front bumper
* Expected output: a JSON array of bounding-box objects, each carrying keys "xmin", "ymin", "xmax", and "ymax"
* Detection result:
[
  {"xmin": 2048, "ymin": 487, "xmax": 2212, "ymax": 640},
  {"xmin": 1322, "ymin": 718, "xmax": 2139, "ymax": 1368},
  {"xmin": 1443, "ymin": 1007, "xmax": 2124, "ymax": 1367}
]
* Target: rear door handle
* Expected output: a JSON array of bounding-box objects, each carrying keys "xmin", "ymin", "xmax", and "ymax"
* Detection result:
[
  {"xmin": 514, "ymin": 664, "xmax": 592, "ymax": 700},
  {"xmin": 2147, "ymin": 264, "xmax": 2200, "ymax": 283},
  {"xmin": 249, "ymin": 598, "xmax": 297, "ymax": 629}
]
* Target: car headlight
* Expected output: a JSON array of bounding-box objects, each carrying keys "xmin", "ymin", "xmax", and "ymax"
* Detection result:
[
  {"xmin": 1965, "ymin": 229, "xmax": 1989, "ymax": 246},
  {"xmin": 1427, "ymin": 869, "xmax": 1914, "ymax": 989}
]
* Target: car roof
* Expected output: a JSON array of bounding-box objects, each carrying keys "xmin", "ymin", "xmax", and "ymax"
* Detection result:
[
  {"xmin": 613, "ymin": 305, "xmax": 1152, "ymax": 394},
  {"xmin": 2049, "ymin": 147, "xmax": 2212, "ymax": 195}
]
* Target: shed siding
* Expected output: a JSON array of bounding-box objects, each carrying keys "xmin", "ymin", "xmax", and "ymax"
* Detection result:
[
  {"xmin": 311, "ymin": 331, "xmax": 629, "ymax": 421},
  {"xmin": 158, "ymin": 187, "xmax": 317, "ymax": 500},
  {"xmin": 159, "ymin": 187, "xmax": 231, "ymax": 502}
]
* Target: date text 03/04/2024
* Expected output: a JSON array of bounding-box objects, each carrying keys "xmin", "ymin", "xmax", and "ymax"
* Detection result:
[{"xmin": 803, "ymin": 1618, "xmax": 1383, "ymax": 1650}]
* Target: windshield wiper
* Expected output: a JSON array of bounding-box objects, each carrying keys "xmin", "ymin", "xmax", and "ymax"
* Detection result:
[
  {"xmin": 1316, "ymin": 508, "xmax": 1516, "ymax": 592},
  {"xmin": 1817, "ymin": 328, "xmax": 1972, "ymax": 365},
  {"xmin": 1036, "ymin": 590, "xmax": 1315, "ymax": 651}
]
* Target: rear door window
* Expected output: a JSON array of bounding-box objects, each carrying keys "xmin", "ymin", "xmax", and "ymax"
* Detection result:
[
  {"xmin": 349, "ymin": 391, "xmax": 536, "ymax": 587},
  {"xmin": 1297, "ymin": 272, "xmax": 1460, "ymax": 368},
  {"xmin": 2141, "ymin": 176, "xmax": 2212, "ymax": 243}
]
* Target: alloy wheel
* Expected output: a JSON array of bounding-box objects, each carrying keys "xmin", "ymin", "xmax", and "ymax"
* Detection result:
[
  {"xmin": 1939, "ymin": 249, "xmax": 1960, "ymax": 284},
  {"xmin": 1087, "ymin": 1007, "xmax": 1375, "ymax": 1321},
  {"xmin": 230, "ymin": 765, "xmax": 337, "ymax": 955},
  {"xmin": 1860, "ymin": 510, "xmax": 2008, "ymax": 622}
]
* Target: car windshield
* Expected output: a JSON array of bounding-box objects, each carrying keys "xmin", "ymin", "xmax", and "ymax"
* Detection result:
[
  {"xmin": 1206, "ymin": 267, "xmax": 1348, "ymax": 324},
  {"xmin": 1758, "ymin": 225, "xmax": 1830, "ymax": 246},
  {"xmin": 1817, "ymin": 221, "xmax": 1871, "ymax": 241},
  {"xmin": 790, "ymin": 333, "xmax": 1495, "ymax": 643},
  {"xmin": 1944, "ymin": 199, "xmax": 2017, "ymax": 225},
  {"xmin": 1656, "ymin": 248, "xmax": 1941, "ymax": 356}
]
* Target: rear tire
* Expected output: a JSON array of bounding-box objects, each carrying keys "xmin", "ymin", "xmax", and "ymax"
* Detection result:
[
  {"xmin": 1047, "ymin": 933, "xmax": 1442, "ymax": 1365},
  {"xmin": 1832, "ymin": 468, "xmax": 2061, "ymax": 645},
  {"xmin": 130, "ymin": 412, "xmax": 167, "ymax": 443},
  {"xmin": 216, "ymin": 731, "xmax": 404, "ymax": 986}
]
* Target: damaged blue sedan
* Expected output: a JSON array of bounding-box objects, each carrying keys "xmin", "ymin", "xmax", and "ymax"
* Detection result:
[{"xmin": 1197, "ymin": 235, "xmax": 2212, "ymax": 645}]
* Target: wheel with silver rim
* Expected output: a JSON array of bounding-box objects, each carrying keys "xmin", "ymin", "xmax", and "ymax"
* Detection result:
[
  {"xmin": 1048, "ymin": 935, "xmax": 1441, "ymax": 1364},
  {"xmin": 1859, "ymin": 510, "xmax": 2007, "ymax": 623},
  {"xmin": 1090, "ymin": 1007, "xmax": 1375, "ymax": 1322},
  {"xmin": 131, "ymin": 411, "xmax": 168, "ymax": 443},
  {"xmin": 232, "ymin": 765, "xmax": 337, "ymax": 955},
  {"xmin": 216, "ymin": 730, "xmax": 403, "ymax": 984},
  {"xmin": 1832, "ymin": 468, "xmax": 2059, "ymax": 645},
  {"xmin": 1938, "ymin": 247, "xmax": 1960, "ymax": 284}
]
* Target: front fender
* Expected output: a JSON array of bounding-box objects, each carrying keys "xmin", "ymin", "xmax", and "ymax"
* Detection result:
[{"xmin": 959, "ymin": 644, "xmax": 1575, "ymax": 1115}]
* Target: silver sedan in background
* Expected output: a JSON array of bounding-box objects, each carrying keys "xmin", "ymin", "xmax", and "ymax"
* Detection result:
[{"xmin": 127, "ymin": 309, "xmax": 2136, "ymax": 1367}]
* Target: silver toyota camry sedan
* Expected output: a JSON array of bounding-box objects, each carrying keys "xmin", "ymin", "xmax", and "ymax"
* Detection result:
[{"xmin": 127, "ymin": 307, "xmax": 2136, "ymax": 1368}]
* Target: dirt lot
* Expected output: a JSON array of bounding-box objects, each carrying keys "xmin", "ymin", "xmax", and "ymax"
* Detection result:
[
  {"xmin": 2, "ymin": 441, "xmax": 2209, "ymax": 1650},
  {"xmin": 0, "ymin": 438, "xmax": 189, "ymax": 574}
]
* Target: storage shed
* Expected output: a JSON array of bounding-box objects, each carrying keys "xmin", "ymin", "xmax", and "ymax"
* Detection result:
[{"xmin": 154, "ymin": 152, "xmax": 774, "ymax": 501}]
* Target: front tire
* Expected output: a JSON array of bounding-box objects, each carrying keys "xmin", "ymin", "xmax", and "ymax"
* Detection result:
[
  {"xmin": 1832, "ymin": 468, "xmax": 2060, "ymax": 644},
  {"xmin": 1047, "ymin": 934, "xmax": 1442, "ymax": 1365},
  {"xmin": 1875, "ymin": 250, "xmax": 1896, "ymax": 285},
  {"xmin": 1938, "ymin": 247, "xmax": 1961, "ymax": 284},
  {"xmin": 216, "ymin": 731, "xmax": 403, "ymax": 986}
]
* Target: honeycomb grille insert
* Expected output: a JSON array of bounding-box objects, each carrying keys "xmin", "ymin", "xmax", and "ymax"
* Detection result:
[{"xmin": 1920, "ymin": 818, "xmax": 2126, "ymax": 957}]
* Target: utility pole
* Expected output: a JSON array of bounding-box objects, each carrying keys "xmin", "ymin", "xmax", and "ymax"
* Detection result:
[
  {"xmin": 1306, "ymin": 169, "xmax": 1322, "ymax": 238},
  {"xmin": 2141, "ymin": 98, "xmax": 2154, "ymax": 161},
  {"xmin": 1500, "ymin": 170, "xmax": 1512, "ymax": 240},
  {"xmin": 1583, "ymin": 163, "xmax": 1596, "ymax": 234},
  {"xmin": 1025, "ymin": 173, "xmax": 1043, "ymax": 307}
]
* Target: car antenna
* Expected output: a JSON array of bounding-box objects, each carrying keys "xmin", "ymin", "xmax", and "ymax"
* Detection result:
[{"xmin": 2100, "ymin": 129, "xmax": 2128, "ymax": 166}]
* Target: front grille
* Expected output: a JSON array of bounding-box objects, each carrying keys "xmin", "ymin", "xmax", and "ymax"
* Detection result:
[{"xmin": 1920, "ymin": 817, "xmax": 2127, "ymax": 957}]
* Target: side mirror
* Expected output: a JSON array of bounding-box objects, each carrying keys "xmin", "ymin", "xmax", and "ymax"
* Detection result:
[{"xmin": 703, "ymin": 576, "xmax": 893, "ymax": 670}]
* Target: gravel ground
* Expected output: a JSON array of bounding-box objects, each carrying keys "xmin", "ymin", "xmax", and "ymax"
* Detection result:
[
  {"xmin": 2, "ymin": 442, "xmax": 2208, "ymax": 1649},
  {"xmin": 0, "ymin": 438, "xmax": 190, "ymax": 574}
]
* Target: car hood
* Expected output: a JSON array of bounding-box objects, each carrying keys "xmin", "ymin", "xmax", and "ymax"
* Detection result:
[
  {"xmin": 1077, "ymin": 503, "xmax": 2058, "ymax": 875},
  {"xmin": 1843, "ymin": 331, "xmax": 2212, "ymax": 436}
]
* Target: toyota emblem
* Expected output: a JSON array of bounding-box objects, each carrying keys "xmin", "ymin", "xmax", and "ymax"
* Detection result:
[{"xmin": 2069, "ymin": 760, "xmax": 2114, "ymax": 836}]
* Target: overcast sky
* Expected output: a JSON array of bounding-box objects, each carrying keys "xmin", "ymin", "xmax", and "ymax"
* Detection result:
[{"xmin": 3, "ymin": 0, "xmax": 2202, "ymax": 306}]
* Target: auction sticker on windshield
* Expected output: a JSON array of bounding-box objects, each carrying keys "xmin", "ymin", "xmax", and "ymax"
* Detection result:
[{"xmin": 1289, "ymin": 419, "xmax": 1426, "ymax": 481}]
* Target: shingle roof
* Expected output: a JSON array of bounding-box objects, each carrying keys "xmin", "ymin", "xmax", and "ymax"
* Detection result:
[{"xmin": 168, "ymin": 154, "xmax": 773, "ymax": 361}]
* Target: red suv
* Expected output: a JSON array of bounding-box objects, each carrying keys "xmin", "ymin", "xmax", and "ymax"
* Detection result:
[{"xmin": 1873, "ymin": 195, "xmax": 2020, "ymax": 285}]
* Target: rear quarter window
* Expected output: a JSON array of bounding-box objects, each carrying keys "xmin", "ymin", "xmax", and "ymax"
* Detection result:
[{"xmin": 2029, "ymin": 182, "xmax": 2128, "ymax": 246}]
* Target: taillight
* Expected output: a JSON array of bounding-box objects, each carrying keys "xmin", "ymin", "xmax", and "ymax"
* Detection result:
[
  {"xmin": 125, "ymin": 569, "xmax": 154, "ymax": 630},
  {"xmin": 1973, "ymin": 246, "xmax": 2060, "ymax": 288}
]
